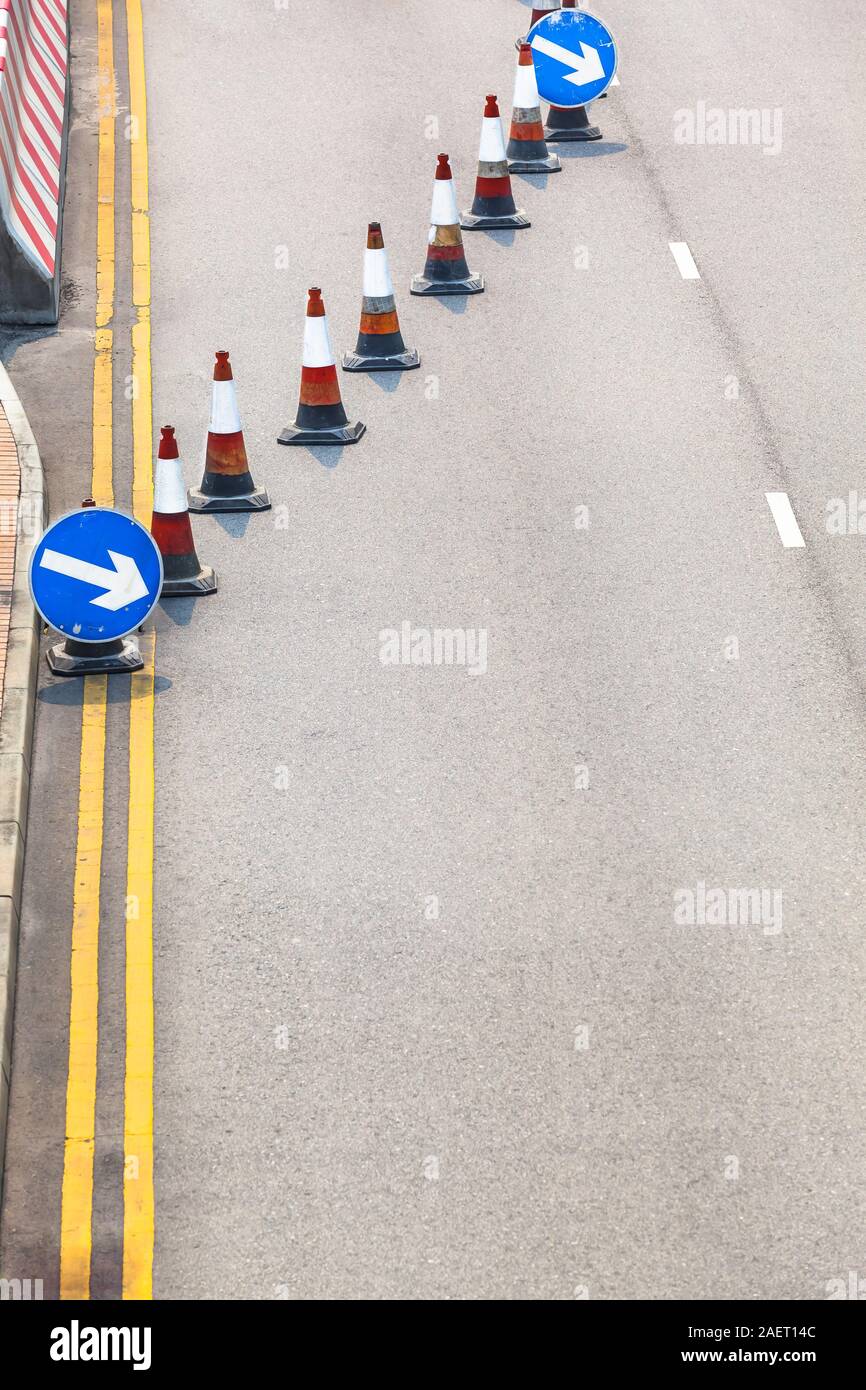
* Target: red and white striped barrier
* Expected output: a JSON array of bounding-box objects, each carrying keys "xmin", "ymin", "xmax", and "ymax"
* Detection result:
[{"xmin": 0, "ymin": 0, "xmax": 69, "ymax": 323}]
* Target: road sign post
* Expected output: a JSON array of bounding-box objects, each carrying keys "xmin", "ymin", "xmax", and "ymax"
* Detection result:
[
  {"xmin": 29, "ymin": 506, "xmax": 163, "ymax": 675},
  {"xmin": 528, "ymin": 8, "xmax": 617, "ymax": 141},
  {"xmin": 528, "ymin": 8, "xmax": 618, "ymax": 108}
]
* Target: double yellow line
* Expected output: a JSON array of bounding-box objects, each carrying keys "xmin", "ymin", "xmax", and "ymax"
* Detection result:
[{"xmin": 58, "ymin": 0, "xmax": 156, "ymax": 1301}]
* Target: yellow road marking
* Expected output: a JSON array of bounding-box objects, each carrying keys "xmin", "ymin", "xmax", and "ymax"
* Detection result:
[
  {"xmin": 123, "ymin": 632, "xmax": 155, "ymax": 1300},
  {"xmin": 126, "ymin": 0, "xmax": 152, "ymax": 527},
  {"xmin": 58, "ymin": 0, "xmax": 117, "ymax": 1298},
  {"xmin": 92, "ymin": 0, "xmax": 115, "ymax": 507},
  {"xmin": 59, "ymin": 676, "xmax": 108, "ymax": 1300},
  {"xmin": 59, "ymin": 0, "xmax": 157, "ymax": 1301},
  {"xmin": 123, "ymin": 0, "xmax": 156, "ymax": 1300}
]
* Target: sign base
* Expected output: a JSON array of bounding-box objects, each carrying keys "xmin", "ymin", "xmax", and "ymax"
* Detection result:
[
  {"xmin": 277, "ymin": 421, "xmax": 366, "ymax": 446},
  {"xmin": 409, "ymin": 273, "xmax": 485, "ymax": 296},
  {"xmin": 507, "ymin": 153, "xmax": 562, "ymax": 174},
  {"xmin": 459, "ymin": 209, "xmax": 531, "ymax": 232},
  {"xmin": 341, "ymin": 348, "xmax": 421, "ymax": 373},
  {"xmin": 545, "ymin": 106, "xmax": 602, "ymax": 142},
  {"xmin": 187, "ymin": 486, "xmax": 271, "ymax": 513},
  {"xmin": 161, "ymin": 566, "xmax": 218, "ymax": 597},
  {"xmin": 47, "ymin": 635, "xmax": 143, "ymax": 676}
]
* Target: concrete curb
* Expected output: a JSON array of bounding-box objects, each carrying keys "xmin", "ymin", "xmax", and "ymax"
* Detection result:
[{"xmin": 0, "ymin": 358, "xmax": 45, "ymax": 1202}]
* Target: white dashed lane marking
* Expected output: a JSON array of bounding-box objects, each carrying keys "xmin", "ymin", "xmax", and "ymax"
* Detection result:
[
  {"xmin": 766, "ymin": 492, "xmax": 806, "ymax": 548},
  {"xmin": 669, "ymin": 241, "xmax": 701, "ymax": 279}
]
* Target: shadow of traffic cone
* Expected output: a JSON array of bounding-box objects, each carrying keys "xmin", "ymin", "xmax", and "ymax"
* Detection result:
[
  {"xmin": 152, "ymin": 427, "xmax": 217, "ymax": 596},
  {"xmin": 544, "ymin": 0, "xmax": 603, "ymax": 138},
  {"xmin": 461, "ymin": 96, "xmax": 530, "ymax": 230},
  {"xmin": 188, "ymin": 351, "xmax": 270, "ymax": 512},
  {"xmin": 410, "ymin": 154, "xmax": 484, "ymax": 296},
  {"xmin": 279, "ymin": 288, "xmax": 366, "ymax": 445},
  {"xmin": 507, "ymin": 44, "xmax": 561, "ymax": 173},
  {"xmin": 517, "ymin": 2, "xmax": 559, "ymax": 46},
  {"xmin": 342, "ymin": 223, "xmax": 420, "ymax": 372}
]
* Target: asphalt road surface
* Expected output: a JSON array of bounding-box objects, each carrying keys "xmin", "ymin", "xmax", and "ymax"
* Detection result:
[{"xmin": 2, "ymin": 0, "xmax": 865, "ymax": 1300}]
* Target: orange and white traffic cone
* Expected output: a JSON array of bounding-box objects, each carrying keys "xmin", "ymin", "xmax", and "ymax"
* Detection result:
[
  {"xmin": 517, "ymin": 2, "xmax": 559, "ymax": 46},
  {"xmin": 544, "ymin": 0, "xmax": 603, "ymax": 137},
  {"xmin": 342, "ymin": 222, "xmax": 419, "ymax": 372},
  {"xmin": 461, "ymin": 95, "xmax": 530, "ymax": 230},
  {"xmin": 279, "ymin": 288, "xmax": 366, "ymax": 445},
  {"xmin": 151, "ymin": 426, "xmax": 217, "ymax": 596},
  {"xmin": 410, "ymin": 154, "xmax": 484, "ymax": 296},
  {"xmin": 507, "ymin": 44, "xmax": 561, "ymax": 173},
  {"xmin": 188, "ymin": 351, "xmax": 270, "ymax": 512}
]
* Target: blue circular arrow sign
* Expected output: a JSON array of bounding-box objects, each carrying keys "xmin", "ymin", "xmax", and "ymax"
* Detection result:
[
  {"xmin": 528, "ymin": 9, "xmax": 617, "ymax": 108},
  {"xmin": 29, "ymin": 508, "xmax": 163, "ymax": 643}
]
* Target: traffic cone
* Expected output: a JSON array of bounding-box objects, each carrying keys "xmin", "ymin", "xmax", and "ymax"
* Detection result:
[
  {"xmin": 460, "ymin": 96, "xmax": 530, "ymax": 230},
  {"xmin": 279, "ymin": 288, "xmax": 366, "ymax": 445},
  {"xmin": 544, "ymin": 0, "xmax": 602, "ymax": 138},
  {"xmin": 507, "ymin": 44, "xmax": 561, "ymax": 173},
  {"xmin": 342, "ymin": 223, "xmax": 420, "ymax": 372},
  {"xmin": 152, "ymin": 427, "xmax": 217, "ymax": 596},
  {"xmin": 188, "ymin": 351, "xmax": 270, "ymax": 512},
  {"xmin": 410, "ymin": 154, "xmax": 484, "ymax": 296},
  {"xmin": 545, "ymin": 103, "xmax": 602, "ymax": 140},
  {"xmin": 517, "ymin": 2, "xmax": 559, "ymax": 46}
]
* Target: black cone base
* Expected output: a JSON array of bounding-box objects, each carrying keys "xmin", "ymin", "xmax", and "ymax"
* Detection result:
[
  {"xmin": 48, "ymin": 635, "xmax": 143, "ymax": 676},
  {"xmin": 161, "ymin": 566, "xmax": 218, "ymax": 597},
  {"xmin": 278, "ymin": 420, "xmax": 366, "ymax": 446},
  {"xmin": 507, "ymin": 153, "xmax": 562, "ymax": 173},
  {"xmin": 545, "ymin": 122, "xmax": 602, "ymax": 142},
  {"xmin": 410, "ymin": 272, "xmax": 484, "ymax": 296},
  {"xmin": 460, "ymin": 208, "xmax": 530, "ymax": 230},
  {"xmin": 187, "ymin": 486, "xmax": 270, "ymax": 513},
  {"xmin": 342, "ymin": 347, "xmax": 420, "ymax": 372}
]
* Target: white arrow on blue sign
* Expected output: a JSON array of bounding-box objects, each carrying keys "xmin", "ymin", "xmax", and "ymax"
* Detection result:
[
  {"xmin": 528, "ymin": 9, "xmax": 617, "ymax": 108},
  {"xmin": 29, "ymin": 507, "xmax": 163, "ymax": 643}
]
